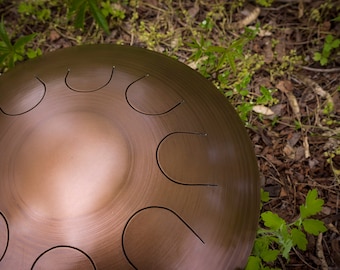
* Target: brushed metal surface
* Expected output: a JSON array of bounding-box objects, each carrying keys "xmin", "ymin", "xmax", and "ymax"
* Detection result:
[{"xmin": 0, "ymin": 44, "xmax": 260, "ymax": 269}]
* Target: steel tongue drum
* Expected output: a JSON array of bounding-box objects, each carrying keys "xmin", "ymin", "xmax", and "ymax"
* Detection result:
[{"xmin": 0, "ymin": 45, "xmax": 260, "ymax": 269}]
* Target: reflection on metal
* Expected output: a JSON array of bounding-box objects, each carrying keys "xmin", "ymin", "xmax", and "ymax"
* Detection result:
[
  {"xmin": 0, "ymin": 45, "xmax": 260, "ymax": 269},
  {"xmin": 125, "ymin": 74, "xmax": 184, "ymax": 115},
  {"xmin": 0, "ymin": 212, "xmax": 9, "ymax": 261},
  {"xmin": 0, "ymin": 76, "xmax": 46, "ymax": 116},
  {"xmin": 122, "ymin": 206, "xmax": 205, "ymax": 269},
  {"xmin": 156, "ymin": 131, "xmax": 218, "ymax": 186},
  {"xmin": 31, "ymin": 245, "xmax": 96, "ymax": 270},
  {"xmin": 65, "ymin": 66, "xmax": 115, "ymax": 92}
]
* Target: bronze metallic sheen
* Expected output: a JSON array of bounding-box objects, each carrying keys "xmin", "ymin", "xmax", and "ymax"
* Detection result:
[{"xmin": 0, "ymin": 45, "xmax": 260, "ymax": 269}]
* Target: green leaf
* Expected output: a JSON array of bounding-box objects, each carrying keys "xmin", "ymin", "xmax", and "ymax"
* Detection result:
[
  {"xmin": 225, "ymin": 51, "xmax": 236, "ymax": 73},
  {"xmin": 13, "ymin": 34, "xmax": 36, "ymax": 49},
  {"xmin": 101, "ymin": 1, "xmax": 111, "ymax": 17},
  {"xmin": 26, "ymin": 48, "xmax": 41, "ymax": 59},
  {"xmin": 291, "ymin": 228, "xmax": 307, "ymax": 250},
  {"xmin": 253, "ymin": 236, "xmax": 270, "ymax": 256},
  {"xmin": 88, "ymin": 0, "xmax": 110, "ymax": 34},
  {"xmin": 0, "ymin": 43, "xmax": 10, "ymax": 53},
  {"xmin": 281, "ymin": 238, "xmax": 293, "ymax": 260},
  {"xmin": 323, "ymin": 43, "xmax": 332, "ymax": 53},
  {"xmin": 217, "ymin": 51, "xmax": 227, "ymax": 70},
  {"xmin": 73, "ymin": 1, "xmax": 87, "ymax": 29},
  {"xmin": 0, "ymin": 17, "xmax": 12, "ymax": 48},
  {"xmin": 245, "ymin": 256, "xmax": 261, "ymax": 270},
  {"xmin": 0, "ymin": 53, "xmax": 8, "ymax": 64},
  {"xmin": 261, "ymin": 211, "xmax": 285, "ymax": 230},
  {"xmin": 261, "ymin": 189, "xmax": 270, "ymax": 203},
  {"xmin": 313, "ymin": 52, "xmax": 322, "ymax": 61},
  {"xmin": 237, "ymin": 102, "xmax": 253, "ymax": 122},
  {"xmin": 300, "ymin": 189, "xmax": 324, "ymax": 219},
  {"xmin": 332, "ymin": 15, "xmax": 340, "ymax": 22},
  {"xmin": 325, "ymin": 34, "xmax": 333, "ymax": 44},
  {"xmin": 257, "ymin": 86, "xmax": 274, "ymax": 105},
  {"xmin": 261, "ymin": 249, "xmax": 280, "ymax": 263},
  {"xmin": 8, "ymin": 54, "xmax": 15, "ymax": 68},
  {"xmin": 18, "ymin": 2, "xmax": 34, "ymax": 14},
  {"xmin": 69, "ymin": 0, "xmax": 85, "ymax": 11},
  {"xmin": 302, "ymin": 219, "xmax": 327, "ymax": 236},
  {"xmin": 331, "ymin": 39, "xmax": 340, "ymax": 49},
  {"xmin": 275, "ymin": 224, "xmax": 293, "ymax": 260},
  {"xmin": 320, "ymin": 57, "xmax": 328, "ymax": 66},
  {"xmin": 206, "ymin": 45, "xmax": 226, "ymax": 53}
]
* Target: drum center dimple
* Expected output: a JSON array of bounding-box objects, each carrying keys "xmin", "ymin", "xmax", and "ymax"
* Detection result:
[{"xmin": 14, "ymin": 111, "xmax": 129, "ymax": 219}]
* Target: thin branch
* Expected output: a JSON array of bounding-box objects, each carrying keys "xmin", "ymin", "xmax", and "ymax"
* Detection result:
[{"xmin": 297, "ymin": 65, "xmax": 340, "ymax": 73}]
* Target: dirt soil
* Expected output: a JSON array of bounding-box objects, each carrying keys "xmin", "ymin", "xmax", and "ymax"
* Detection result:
[{"xmin": 1, "ymin": 0, "xmax": 340, "ymax": 269}]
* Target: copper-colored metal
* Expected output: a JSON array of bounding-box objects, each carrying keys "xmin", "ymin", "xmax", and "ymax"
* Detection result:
[{"xmin": 0, "ymin": 45, "xmax": 260, "ymax": 269}]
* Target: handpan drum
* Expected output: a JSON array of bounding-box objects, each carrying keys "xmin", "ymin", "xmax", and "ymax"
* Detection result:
[{"xmin": 0, "ymin": 45, "xmax": 260, "ymax": 269}]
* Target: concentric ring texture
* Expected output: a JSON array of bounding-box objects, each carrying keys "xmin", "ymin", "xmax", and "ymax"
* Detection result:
[{"xmin": 0, "ymin": 44, "xmax": 260, "ymax": 269}]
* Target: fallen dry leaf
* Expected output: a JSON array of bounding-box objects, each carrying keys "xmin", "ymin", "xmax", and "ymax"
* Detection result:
[
  {"xmin": 276, "ymin": 80, "xmax": 300, "ymax": 120},
  {"xmin": 287, "ymin": 91, "xmax": 301, "ymax": 120},
  {"xmin": 327, "ymin": 223, "xmax": 339, "ymax": 234},
  {"xmin": 280, "ymin": 187, "xmax": 288, "ymax": 197},
  {"xmin": 283, "ymin": 144, "xmax": 295, "ymax": 159},
  {"xmin": 270, "ymin": 104, "xmax": 285, "ymax": 117},
  {"xmin": 276, "ymin": 80, "xmax": 293, "ymax": 93},
  {"xmin": 263, "ymin": 37, "xmax": 274, "ymax": 64},
  {"xmin": 287, "ymin": 132, "xmax": 300, "ymax": 147},
  {"xmin": 228, "ymin": 6, "xmax": 260, "ymax": 29},
  {"xmin": 49, "ymin": 30, "xmax": 60, "ymax": 41},
  {"xmin": 257, "ymin": 27, "xmax": 272, "ymax": 37},
  {"xmin": 188, "ymin": 2, "xmax": 199, "ymax": 18},
  {"xmin": 252, "ymin": 105, "xmax": 275, "ymax": 116},
  {"xmin": 298, "ymin": 0, "xmax": 304, "ymax": 18}
]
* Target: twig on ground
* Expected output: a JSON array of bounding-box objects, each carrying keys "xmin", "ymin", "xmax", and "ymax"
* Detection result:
[
  {"xmin": 292, "ymin": 247, "xmax": 318, "ymax": 269},
  {"xmin": 228, "ymin": 6, "xmax": 261, "ymax": 29},
  {"xmin": 317, "ymin": 233, "xmax": 328, "ymax": 270},
  {"xmin": 303, "ymin": 135, "xmax": 311, "ymax": 158},
  {"xmin": 262, "ymin": 3, "xmax": 292, "ymax": 11},
  {"xmin": 295, "ymin": 74, "xmax": 334, "ymax": 124},
  {"xmin": 277, "ymin": 256, "xmax": 286, "ymax": 270},
  {"xmin": 298, "ymin": 65, "xmax": 340, "ymax": 73},
  {"xmin": 275, "ymin": 0, "xmax": 311, "ymax": 2}
]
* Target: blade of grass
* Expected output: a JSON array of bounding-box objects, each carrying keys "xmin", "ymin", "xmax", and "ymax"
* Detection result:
[
  {"xmin": 88, "ymin": 0, "xmax": 109, "ymax": 34},
  {"xmin": 0, "ymin": 17, "xmax": 12, "ymax": 49}
]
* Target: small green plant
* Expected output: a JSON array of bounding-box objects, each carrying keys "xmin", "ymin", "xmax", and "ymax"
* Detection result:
[
  {"xmin": 189, "ymin": 26, "xmax": 258, "ymax": 77},
  {"xmin": 17, "ymin": 1, "xmax": 52, "ymax": 22},
  {"xmin": 324, "ymin": 148, "xmax": 340, "ymax": 182},
  {"xmin": 309, "ymin": 0, "xmax": 337, "ymax": 23},
  {"xmin": 246, "ymin": 189, "xmax": 327, "ymax": 270},
  {"xmin": 0, "ymin": 18, "xmax": 41, "ymax": 70},
  {"xmin": 313, "ymin": 34, "xmax": 340, "ymax": 66},
  {"xmin": 256, "ymin": 0, "xmax": 274, "ymax": 7},
  {"xmin": 101, "ymin": 1, "xmax": 126, "ymax": 23},
  {"xmin": 135, "ymin": 20, "xmax": 177, "ymax": 51},
  {"xmin": 188, "ymin": 25, "xmax": 266, "ymax": 124},
  {"xmin": 269, "ymin": 49, "xmax": 302, "ymax": 81},
  {"xmin": 68, "ymin": 0, "xmax": 110, "ymax": 34},
  {"xmin": 256, "ymin": 86, "xmax": 278, "ymax": 106},
  {"xmin": 324, "ymin": 135, "xmax": 340, "ymax": 183},
  {"xmin": 320, "ymin": 96, "xmax": 338, "ymax": 126}
]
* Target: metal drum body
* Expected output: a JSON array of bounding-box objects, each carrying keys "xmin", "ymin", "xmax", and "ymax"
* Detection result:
[{"xmin": 0, "ymin": 45, "xmax": 259, "ymax": 269}]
